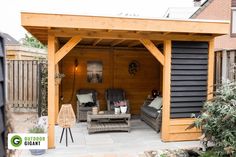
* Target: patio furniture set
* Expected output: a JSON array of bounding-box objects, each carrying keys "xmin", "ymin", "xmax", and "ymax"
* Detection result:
[{"xmin": 76, "ymin": 88, "xmax": 162, "ymax": 134}]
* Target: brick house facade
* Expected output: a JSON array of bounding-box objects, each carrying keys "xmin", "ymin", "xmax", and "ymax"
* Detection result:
[{"xmin": 191, "ymin": 0, "xmax": 236, "ymax": 49}]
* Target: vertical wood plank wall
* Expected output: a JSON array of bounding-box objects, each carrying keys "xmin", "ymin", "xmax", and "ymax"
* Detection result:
[
  {"xmin": 7, "ymin": 60, "xmax": 40, "ymax": 112},
  {"xmin": 215, "ymin": 49, "xmax": 236, "ymax": 85},
  {"xmin": 59, "ymin": 48, "xmax": 162, "ymax": 115}
]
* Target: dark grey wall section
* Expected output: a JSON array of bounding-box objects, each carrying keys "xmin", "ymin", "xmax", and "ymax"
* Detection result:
[
  {"xmin": 170, "ymin": 41, "xmax": 208, "ymax": 118},
  {"xmin": 0, "ymin": 36, "xmax": 6, "ymax": 157}
]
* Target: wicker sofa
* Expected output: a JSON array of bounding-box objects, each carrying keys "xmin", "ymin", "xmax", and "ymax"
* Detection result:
[
  {"xmin": 76, "ymin": 89, "xmax": 99, "ymax": 122},
  {"xmin": 140, "ymin": 99, "xmax": 162, "ymax": 132}
]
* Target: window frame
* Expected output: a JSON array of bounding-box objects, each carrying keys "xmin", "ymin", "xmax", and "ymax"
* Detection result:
[{"xmin": 231, "ymin": 9, "xmax": 236, "ymax": 37}]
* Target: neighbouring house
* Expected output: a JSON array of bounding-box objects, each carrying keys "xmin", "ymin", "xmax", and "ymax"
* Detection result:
[
  {"xmin": 21, "ymin": 12, "xmax": 228, "ymax": 148},
  {"xmin": 191, "ymin": 0, "xmax": 236, "ymax": 84},
  {"xmin": 163, "ymin": 0, "xmax": 206, "ymax": 19},
  {"xmin": 0, "ymin": 32, "xmax": 46, "ymax": 60}
]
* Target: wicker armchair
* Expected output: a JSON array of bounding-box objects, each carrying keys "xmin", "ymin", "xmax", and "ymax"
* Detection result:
[
  {"xmin": 76, "ymin": 89, "xmax": 99, "ymax": 122},
  {"xmin": 140, "ymin": 100, "xmax": 162, "ymax": 132},
  {"xmin": 105, "ymin": 88, "xmax": 129, "ymax": 112}
]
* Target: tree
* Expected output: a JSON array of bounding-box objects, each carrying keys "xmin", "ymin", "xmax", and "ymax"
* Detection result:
[{"xmin": 22, "ymin": 34, "xmax": 46, "ymax": 49}]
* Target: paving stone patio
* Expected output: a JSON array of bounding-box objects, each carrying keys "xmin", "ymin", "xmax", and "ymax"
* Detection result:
[{"xmin": 19, "ymin": 119, "xmax": 200, "ymax": 157}]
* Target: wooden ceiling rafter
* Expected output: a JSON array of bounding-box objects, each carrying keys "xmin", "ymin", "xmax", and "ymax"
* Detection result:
[
  {"xmin": 128, "ymin": 41, "xmax": 141, "ymax": 47},
  {"xmin": 92, "ymin": 39, "xmax": 103, "ymax": 46},
  {"xmin": 110, "ymin": 39, "xmax": 126, "ymax": 47}
]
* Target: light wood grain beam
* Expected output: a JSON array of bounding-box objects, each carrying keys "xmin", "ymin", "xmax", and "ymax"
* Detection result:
[
  {"xmin": 54, "ymin": 35, "xmax": 81, "ymax": 64},
  {"xmin": 49, "ymin": 29, "xmax": 213, "ymax": 41},
  {"xmin": 161, "ymin": 40, "xmax": 172, "ymax": 141},
  {"xmin": 48, "ymin": 35, "xmax": 56, "ymax": 148},
  {"xmin": 111, "ymin": 39, "xmax": 125, "ymax": 47},
  {"xmin": 207, "ymin": 39, "xmax": 214, "ymax": 100},
  {"xmin": 21, "ymin": 12, "xmax": 229, "ymax": 35},
  {"xmin": 140, "ymin": 39, "xmax": 164, "ymax": 65},
  {"xmin": 92, "ymin": 39, "xmax": 102, "ymax": 46}
]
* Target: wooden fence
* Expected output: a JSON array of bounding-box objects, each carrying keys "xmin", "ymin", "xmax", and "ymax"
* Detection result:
[
  {"xmin": 215, "ymin": 49, "xmax": 236, "ymax": 85},
  {"xmin": 7, "ymin": 60, "xmax": 40, "ymax": 112}
]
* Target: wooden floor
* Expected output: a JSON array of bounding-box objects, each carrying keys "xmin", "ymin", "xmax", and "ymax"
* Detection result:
[{"xmin": 19, "ymin": 120, "xmax": 200, "ymax": 157}]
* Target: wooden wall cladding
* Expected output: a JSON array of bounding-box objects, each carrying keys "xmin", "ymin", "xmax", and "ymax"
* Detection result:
[
  {"xmin": 170, "ymin": 41, "xmax": 208, "ymax": 118},
  {"xmin": 60, "ymin": 48, "xmax": 161, "ymax": 115}
]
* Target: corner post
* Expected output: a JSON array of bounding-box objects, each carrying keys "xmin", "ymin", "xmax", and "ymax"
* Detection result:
[
  {"xmin": 207, "ymin": 39, "xmax": 214, "ymax": 100},
  {"xmin": 161, "ymin": 40, "xmax": 172, "ymax": 141},
  {"xmin": 48, "ymin": 34, "xmax": 56, "ymax": 148}
]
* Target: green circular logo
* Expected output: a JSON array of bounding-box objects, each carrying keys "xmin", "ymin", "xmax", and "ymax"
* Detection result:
[{"xmin": 11, "ymin": 135, "xmax": 22, "ymax": 147}]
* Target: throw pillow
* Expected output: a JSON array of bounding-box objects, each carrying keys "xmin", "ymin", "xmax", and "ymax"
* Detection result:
[
  {"xmin": 76, "ymin": 93, "xmax": 93, "ymax": 104},
  {"xmin": 148, "ymin": 96, "xmax": 162, "ymax": 110}
]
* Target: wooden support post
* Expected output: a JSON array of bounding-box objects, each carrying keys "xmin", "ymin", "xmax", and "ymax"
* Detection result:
[
  {"xmin": 207, "ymin": 39, "xmax": 214, "ymax": 100},
  {"xmin": 48, "ymin": 34, "xmax": 56, "ymax": 149},
  {"xmin": 161, "ymin": 40, "xmax": 171, "ymax": 141},
  {"xmin": 140, "ymin": 39, "xmax": 164, "ymax": 65},
  {"xmin": 222, "ymin": 50, "xmax": 228, "ymax": 83}
]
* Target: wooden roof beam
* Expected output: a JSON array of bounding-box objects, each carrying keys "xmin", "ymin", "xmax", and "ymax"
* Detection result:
[
  {"xmin": 49, "ymin": 29, "xmax": 213, "ymax": 41},
  {"xmin": 111, "ymin": 39, "xmax": 125, "ymax": 47},
  {"xmin": 21, "ymin": 12, "xmax": 229, "ymax": 35},
  {"xmin": 92, "ymin": 39, "xmax": 102, "ymax": 46},
  {"xmin": 54, "ymin": 35, "xmax": 81, "ymax": 64},
  {"xmin": 140, "ymin": 39, "xmax": 164, "ymax": 65}
]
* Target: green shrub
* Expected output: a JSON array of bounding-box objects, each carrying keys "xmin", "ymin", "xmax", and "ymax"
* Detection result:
[
  {"xmin": 192, "ymin": 82, "xmax": 236, "ymax": 157},
  {"xmin": 200, "ymin": 150, "xmax": 218, "ymax": 157},
  {"xmin": 29, "ymin": 126, "xmax": 45, "ymax": 133}
]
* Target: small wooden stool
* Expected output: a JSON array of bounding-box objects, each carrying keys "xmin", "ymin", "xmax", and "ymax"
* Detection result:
[{"xmin": 57, "ymin": 104, "xmax": 76, "ymax": 147}]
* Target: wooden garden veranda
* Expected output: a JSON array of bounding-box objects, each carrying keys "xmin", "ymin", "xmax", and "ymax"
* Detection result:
[{"xmin": 21, "ymin": 12, "xmax": 229, "ymax": 148}]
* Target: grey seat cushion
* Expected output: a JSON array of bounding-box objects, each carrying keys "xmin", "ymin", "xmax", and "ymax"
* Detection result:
[
  {"xmin": 141, "ymin": 106, "xmax": 159, "ymax": 119},
  {"xmin": 79, "ymin": 106, "xmax": 93, "ymax": 111}
]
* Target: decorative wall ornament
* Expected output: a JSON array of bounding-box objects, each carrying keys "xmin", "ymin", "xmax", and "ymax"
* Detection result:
[
  {"xmin": 128, "ymin": 60, "xmax": 140, "ymax": 76},
  {"xmin": 87, "ymin": 61, "xmax": 103, "ymax": 83}
]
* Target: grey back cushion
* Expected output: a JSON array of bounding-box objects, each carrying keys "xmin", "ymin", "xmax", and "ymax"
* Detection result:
[{"xmin": 77, "ymin": 89, "xmax": 97, "ymax": 103}]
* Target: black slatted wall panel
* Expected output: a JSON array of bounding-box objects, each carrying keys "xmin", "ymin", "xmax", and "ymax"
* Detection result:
[
  {"xmin": 0, "ymin": 36, "xmax": 6, "ymax": 157},
  {"xmin": 170, "ymin": 41, "xmax": 208, "ymax": 118}
]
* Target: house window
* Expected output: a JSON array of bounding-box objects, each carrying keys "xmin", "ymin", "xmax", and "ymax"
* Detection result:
[{"xmin": 232, "ymin": 9, "xmax": 236, "ymax": 37}]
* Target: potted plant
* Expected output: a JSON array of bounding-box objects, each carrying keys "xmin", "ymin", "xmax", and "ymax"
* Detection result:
[
  {"xmin": 114, "ymin": 102, "xmax": 121, "ymax": 114},
  {"xmin": 55, "ymin": 73, "xmax": 65, "ymax": 85},
  {"xmin": 119, "ymin": 101, "xmax": 128, "ymax": 114},
  {"xmin": 29, "ymin": 126, "xmax": 46, "ymax": 155}
]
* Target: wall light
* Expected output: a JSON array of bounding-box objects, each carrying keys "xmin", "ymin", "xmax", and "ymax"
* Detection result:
[{"xmin": 75, "ymin": 59, "xmax": 79, "ymax": 71}]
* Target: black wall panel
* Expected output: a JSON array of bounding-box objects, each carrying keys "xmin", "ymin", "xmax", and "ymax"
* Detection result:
[
  {"xmin": 170, "ymin": 41, "xmax": 208, "ymax": 118},
  {"xmin": 0, "ymin": 36, "xmax": 6, "ymax": 157}
]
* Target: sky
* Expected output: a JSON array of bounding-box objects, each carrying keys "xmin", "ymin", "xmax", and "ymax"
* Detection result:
[{"xmin": 0, "ymin": 0, "xmax": 196, "ymax": 40}]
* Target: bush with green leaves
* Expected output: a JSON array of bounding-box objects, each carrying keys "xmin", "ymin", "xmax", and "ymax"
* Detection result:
[
  {"xmin": 38, "ymin": 59, "xmax": 48, "ymax": 116},
  {"xmin": 29, "ymin": 126, "xmax": 45, "ymax": 133},
  {"xmin": 192, "ymin": 82, "xmax": 236, "ymax": 157}
]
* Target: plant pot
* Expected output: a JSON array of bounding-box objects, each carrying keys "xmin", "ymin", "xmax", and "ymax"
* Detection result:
[
  {"xmin": 30, "ymin": 149, "xmax": 46, "ymax": 155},
  {"xmin": 120, "ymin": 106, "xmax": 127, "ymax": 114},
  {"xmin": 114, "ymin": 107, "xmax": 120, "ymax": 114}
]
